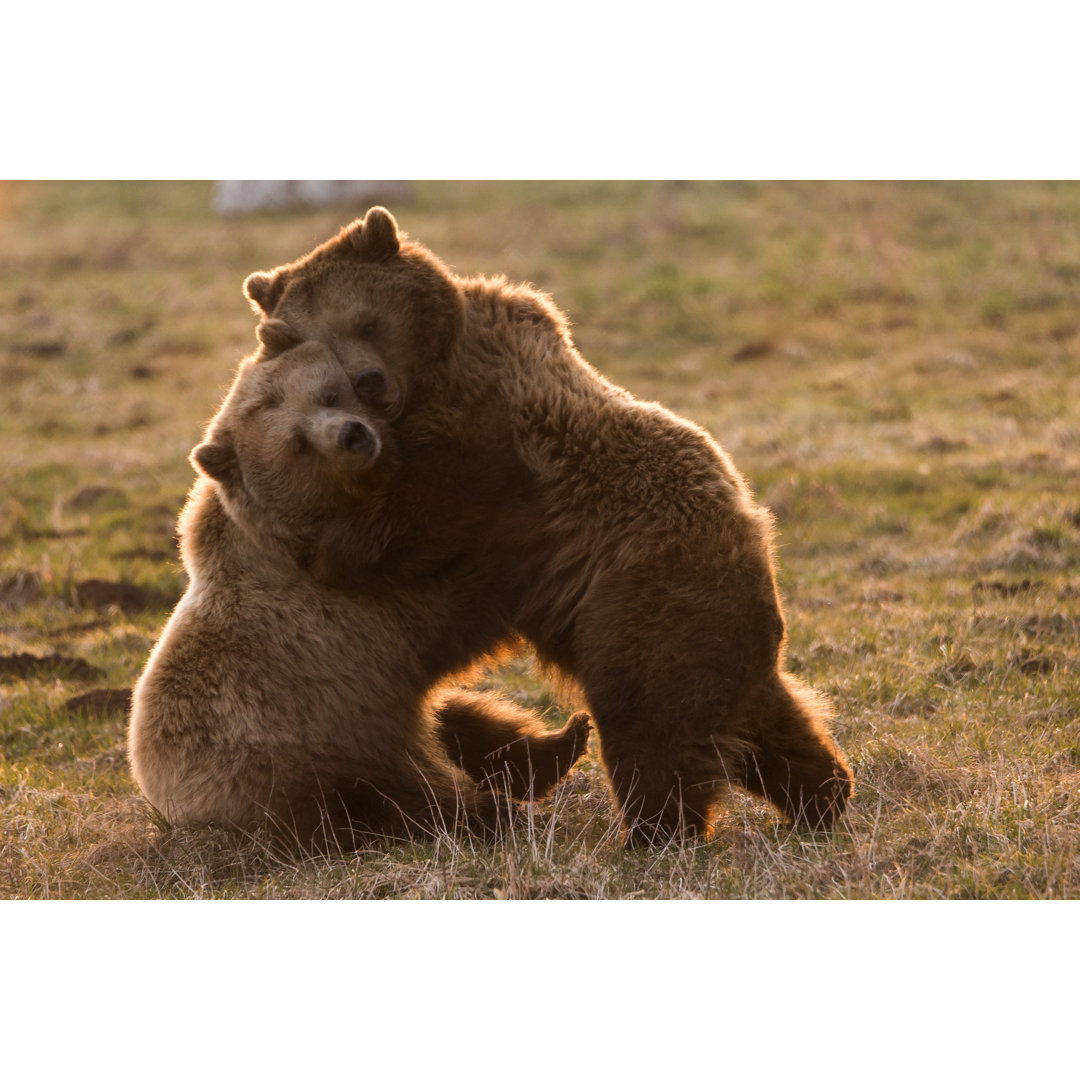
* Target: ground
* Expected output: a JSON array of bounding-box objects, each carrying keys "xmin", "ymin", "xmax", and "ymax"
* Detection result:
[{"xmin": 1, "ymin": 180, "xmax": 1079, "ymax": 898}]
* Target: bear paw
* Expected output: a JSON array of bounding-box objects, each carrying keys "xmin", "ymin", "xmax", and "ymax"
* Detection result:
[{"xmin": 562, "ymin": 710, "xmax": 592, "ymax": 764}]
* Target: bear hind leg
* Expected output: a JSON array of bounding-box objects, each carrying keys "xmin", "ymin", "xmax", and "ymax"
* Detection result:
[
  {"xmin": 262, "ymin": 763, "xmax": 501, "ymax": 854},
  {"xmin": 435, "ymin": 689, "xmax": 591, "ymax": 801},
  {"xmin": 735, "ymin": 673, "xmax": 854, "ymax": 829}
]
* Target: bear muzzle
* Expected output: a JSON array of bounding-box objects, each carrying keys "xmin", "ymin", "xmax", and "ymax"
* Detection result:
[
  {"xmin": 351, "ymin": 367, "xmax": 404, "ymax": 420},
  {"xmin": 337, "ymin": 419, "xmax": 377, "ymax": 454}
]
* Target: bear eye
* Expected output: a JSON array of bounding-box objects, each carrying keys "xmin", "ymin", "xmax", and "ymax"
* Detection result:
[
  {"xmin": 353, "ymin": 315, "xmax": 378, "ymax": 338},
  {"xmin": 291, "ymin": 430, "xmax": 310, "ymax": 454},
  {"xmin": 318, "ymin": 390, "xmax": 340, "ymax": 408}
]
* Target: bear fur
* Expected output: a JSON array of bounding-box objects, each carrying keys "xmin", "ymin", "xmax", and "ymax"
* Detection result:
[
  {"xmin": 243, "ymin": 207, "xmax": 855, "ymax": 845},
  {"xmin": 127, "ymin": 339, "xmax": 589, "ymax": 848}
]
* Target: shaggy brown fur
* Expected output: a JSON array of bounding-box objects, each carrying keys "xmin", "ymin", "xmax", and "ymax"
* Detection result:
[
  {"xmin": 127, "ymin": 340, "xmax": 589, "ymax": 849},
  {"xmin": 244, "ymin": 208, "xmax": 854, "ymax": 845}
]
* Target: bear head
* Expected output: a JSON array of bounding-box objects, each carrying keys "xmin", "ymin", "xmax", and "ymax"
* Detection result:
[
  {"xmin": 191, "ymin": 340, "xmax": 398, "ymax": 550},
  {"xmin": 242, "ymin": 207, "xmax": 465, "ymax": 419}
]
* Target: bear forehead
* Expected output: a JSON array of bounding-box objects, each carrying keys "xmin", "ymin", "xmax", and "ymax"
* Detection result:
[
  {"xmin": 241, "ymin": 343, "xmax": 347, "ymax": 401},
  {"xmin": 271, "ymin": 338, "xmax": 335, "ymax": 368},
  {"xmin": 278, "ymin": 231, "xmax": 433, "ymax": 293},
  {"xmin": 281, "ymin": 240, "xmax": 371, "ymax": 286},
  {"xmin": 274, "ymin": 263, "xmax": 378, "ymax": 319}
]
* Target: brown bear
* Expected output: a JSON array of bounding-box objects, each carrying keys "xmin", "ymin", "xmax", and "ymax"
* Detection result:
[
  {"xmin": 127, "ymin": 337, "xmax": 590, "ymax": 849},
  {"xmin": 243, "ymin": 207, "xmax": 855, "ymax": 845}
]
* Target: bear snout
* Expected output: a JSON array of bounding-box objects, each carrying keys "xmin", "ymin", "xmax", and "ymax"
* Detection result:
[
  {"xmin": 352, "ymin": 368, "xmax": 388, "ymax": 402},
  {"xmin": 352, "ymin": 368, "xmax": 403, "ymax": 420},
  {"xmin": 337, "ymin": 419, "xmax": 376, "ymax": 453}
]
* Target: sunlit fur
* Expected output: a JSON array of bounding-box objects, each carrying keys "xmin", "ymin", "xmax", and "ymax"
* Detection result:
[
  {"xmin": 128, "ymin": 341, "xmax": 589, "ymax": 849},
  {"xmin": 245, "ymin": 208, "xmax": 854, "ymax": 845}
]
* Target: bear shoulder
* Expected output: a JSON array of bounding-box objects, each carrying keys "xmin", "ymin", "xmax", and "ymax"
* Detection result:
[{"xmin": 176, "ymin": 479, "xmax": 232, "ymax": 580}]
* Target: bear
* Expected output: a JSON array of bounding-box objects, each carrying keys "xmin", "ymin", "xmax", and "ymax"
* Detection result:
[
  {"xmin": 242, "ymin": 207, "xmax": 855, "ymax": 846},
  {"xmin": 127, "ymin": 337, "xmax": 590, "ymax": 849}
]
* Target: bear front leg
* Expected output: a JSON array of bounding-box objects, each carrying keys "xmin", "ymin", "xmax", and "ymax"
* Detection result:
[{"xmin": 434, "ymin": 689, "xmax": 591, "ymax": 801}]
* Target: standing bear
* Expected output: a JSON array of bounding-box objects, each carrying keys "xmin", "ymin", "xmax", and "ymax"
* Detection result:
[
  {"xmin": 243, "ymin": 207, "xmax": 854, "ymax": 845},
  {"xmin": 127, "ymin": 338, "xmax": 589, "ymax": 848}
]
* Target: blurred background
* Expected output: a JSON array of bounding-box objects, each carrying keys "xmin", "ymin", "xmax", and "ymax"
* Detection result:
[{"xmin": 3, "ymin": 179, "xmax": 1079, "ymax": 570}]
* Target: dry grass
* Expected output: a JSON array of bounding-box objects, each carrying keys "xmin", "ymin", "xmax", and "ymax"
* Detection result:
[{"xmin": 2, "ymin": 180, "xmax": 1079, "ymax": 899}]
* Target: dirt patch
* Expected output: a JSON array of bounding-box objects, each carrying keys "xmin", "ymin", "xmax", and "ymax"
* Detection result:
[
  {"xmin": 0, "ymin": 652, "xmax": 105, "ymax": 682},
  {"xmin": 1008, "ymin": 650, "xmax": 1060, "ymax": 676},
  {"xmin": 63, "ymin": 688, "xmax": 133, "ymax": 717},
  {"xmin": 66, "ymin": 485, "xmax": 129, "ymax": 511},
  {"xmin": 74, "ymin": 579, "xmax": 173, "ymax": 613},
  {"xmin": 11, "ymin": 338, "xmax": 66, "ymax": 358},
  {"xmin": 731, "ymin": 339, "xmax": 775, "ymax": 362},
  {"xmin": 973, "ymin": 578, "xmax": 1039, "ymax": 597},
  {"xmin": 42, "ymin": 618, "xmax": 113, "ymax": 639},
  {"xmin": 920, "ymin": 435, "xmax": 968, "ymax": 453},
  {"xmin": 107, "ymin": 318, "xmax": 156, "ymax": 348},
  {"xmin": 18, "ymin": 526, "xmax": 89, "ymax": 540},
  {"xmin": 111, "ymin": 547, "xmax": 175, "ymax": 564}
]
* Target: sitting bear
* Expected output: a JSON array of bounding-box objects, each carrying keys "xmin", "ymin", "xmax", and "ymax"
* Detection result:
[
  {"xmin": 243, "ymin": 208, "xmax": 855, "ymax": 845},
  {"xmin": 127, "ymin": 339, "xmax": 589, "ymax": 849}
]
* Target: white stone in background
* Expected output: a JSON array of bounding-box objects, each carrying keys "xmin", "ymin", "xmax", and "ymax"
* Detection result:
[{"xmin": 213, "ymin": 180, "xmax": 413, "ymax": 216}]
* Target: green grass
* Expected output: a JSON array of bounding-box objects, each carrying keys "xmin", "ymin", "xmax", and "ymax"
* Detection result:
[{"xmin": 2, "ymin": 180, "xmax": 1079, "ymax": 898}]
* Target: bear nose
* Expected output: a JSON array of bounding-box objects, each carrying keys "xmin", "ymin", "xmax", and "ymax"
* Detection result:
[
  {"xmin": 337, "ymin": 420, "xmax": 375, "ymax": 452},
  {"xmin": 352, "ymin": 369, "xmax": 387, "ymax": 403}
]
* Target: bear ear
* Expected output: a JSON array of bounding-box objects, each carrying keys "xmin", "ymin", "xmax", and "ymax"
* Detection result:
[
  {"xmin": 349, "ymin": 206, "xmax": 401, "ymax": 262},
  {"xmin": 191, "ymin": 435, "xmax": 240, "ymax": 486},
  {"xmin": 244, "ymin": 270, "xmax": 285, "ymax": 316},
  {"xmin": 256, "ymin": 318, "xmax": 301, "ymax": 357}
]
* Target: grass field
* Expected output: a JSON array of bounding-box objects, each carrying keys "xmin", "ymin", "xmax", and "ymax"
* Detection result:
[{"xmin": 2, "ymin": 180, "xmax": 1079, "ymax": 899}]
